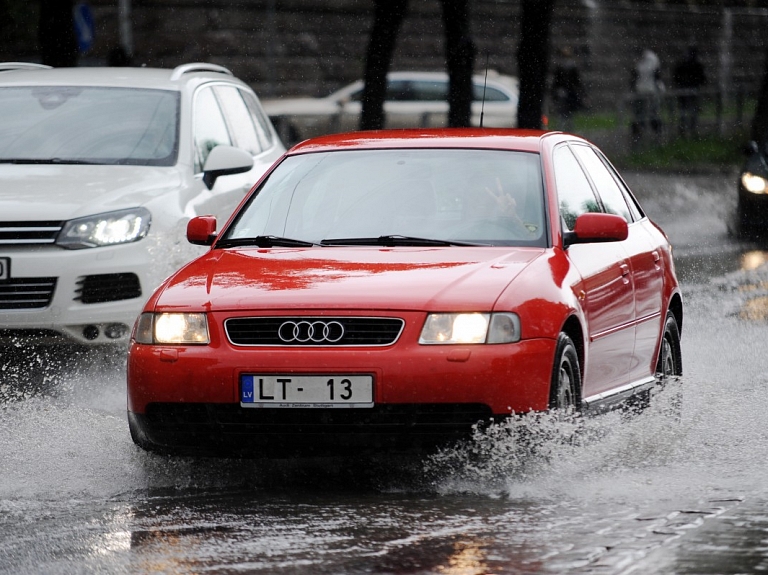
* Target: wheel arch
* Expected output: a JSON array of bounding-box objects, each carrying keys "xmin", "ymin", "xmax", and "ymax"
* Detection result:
[{"xmin": 668, "ymin": 291, "xmax": 683, "ymax": 336}]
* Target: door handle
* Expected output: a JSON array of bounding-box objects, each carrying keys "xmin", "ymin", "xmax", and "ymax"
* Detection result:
[{"xmin": 620, "ymin": 263, "xmax": 630, "ymax": 284}]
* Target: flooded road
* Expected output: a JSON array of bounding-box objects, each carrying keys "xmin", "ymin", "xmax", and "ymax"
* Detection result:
[{"xmin": 3, "ymin": 169, "xmax": 768, "ymax": 574}]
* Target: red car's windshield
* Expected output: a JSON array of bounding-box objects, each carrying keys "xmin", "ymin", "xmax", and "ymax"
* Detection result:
[{"xmin": 224, "ymin": 148, "xmax": 547, "ymax": 248}]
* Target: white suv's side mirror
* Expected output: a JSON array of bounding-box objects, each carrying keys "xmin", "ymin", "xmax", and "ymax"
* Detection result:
[{"xmin": 202, "ymin": 145, "xmax": 254, "ymax": 189}]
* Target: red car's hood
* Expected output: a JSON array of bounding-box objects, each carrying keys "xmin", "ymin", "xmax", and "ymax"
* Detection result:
[{"xmin": 156, "ymin": 247, "xmax": 545, "ymax": 312}]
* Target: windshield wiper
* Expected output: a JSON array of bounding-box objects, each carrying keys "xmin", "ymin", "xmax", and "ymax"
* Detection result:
[
  {"xmin": 216, "ymin": 235, "xmax": 319, "ymax": 248},
  {"xmin": 0, "ymin": 158, "xmax": 104, "ymax": 165},
  {"xmin": 320, "ymin": 235, "xmax": 486, "ymax": 247}
]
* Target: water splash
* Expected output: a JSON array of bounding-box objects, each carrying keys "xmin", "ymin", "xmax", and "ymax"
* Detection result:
[{"xmin": 425, "ymin": 383, "xmax": 690, "ymax": 500}]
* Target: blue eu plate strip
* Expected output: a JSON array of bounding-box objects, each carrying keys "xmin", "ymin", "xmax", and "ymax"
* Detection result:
[{"xmin": 241, "ymin": 375, "xmax": 254, "ymax": 403}]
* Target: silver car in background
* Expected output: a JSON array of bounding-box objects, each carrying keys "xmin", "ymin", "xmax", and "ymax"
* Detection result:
[{"xmin": 263, "ymin": 70, "xmax": 519, "ymax": 147}]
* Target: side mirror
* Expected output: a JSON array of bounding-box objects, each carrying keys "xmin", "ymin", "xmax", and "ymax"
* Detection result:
[
  {"xmin": 202, "ymin": 145, "xmax": 254, "ymax": 190},
  {"xmin": 564, "ymin": 213, "xmax": 628, "ymax": 247},
  {"xmin": 187, "ymin": 216, "xmax": 217, "ymax": 246}
]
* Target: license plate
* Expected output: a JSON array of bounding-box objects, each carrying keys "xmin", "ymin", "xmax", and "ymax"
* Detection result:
[
  {"xmin": 0, "ymin": 257, "xmax": 8, "ymax": 281},
  {"xmin": 240, "ymin": 374, "xmax": 374, "ymax": 408}
]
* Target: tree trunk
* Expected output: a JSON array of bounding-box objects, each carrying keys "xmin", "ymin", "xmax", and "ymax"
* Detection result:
[
  {"xmin": 751, "ymin": 48, "xmax": 768, "ymax": 147},
  {"xmin": 39, "ymin": 0, "xmax": 78, "ymax": 67},
  {"xmin": 516, "ymin": 0, "xmax": 555, "ymax": 129},
  {"xmin": 360, "ymin": 0, "xmax": 408, "ymax": 131},
  {"xmin": 441, "ymin": 0, "xmax": 475, "ymax": 127}
]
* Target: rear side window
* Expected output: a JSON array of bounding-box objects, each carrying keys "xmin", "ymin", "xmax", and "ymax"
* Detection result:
[
  {"xmin": 571, "ymin": 145, "xmax": 633, "ymax": 222},
  {"xmin": 214, "ymin": 85, "xmax": 263, "ymax": 156},
  {"xmin": 553, "ymin": 145, "xmax": 601, "ymax": 230},
  {"xmin": 472, "ymin": 85, "xmax": 509, "ymax": 102},
  {"xmin": 241, "ymin": 90, "xmax": 275, "ymax": 149},
  {"xmin": 407, "ymin": 80, "xmax": 446, "ymax": 101}
]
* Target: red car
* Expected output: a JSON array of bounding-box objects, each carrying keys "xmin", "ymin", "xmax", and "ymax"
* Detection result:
[{"xmin": 127, "ymin": 129, "xmax": 683, "ymax": 457}]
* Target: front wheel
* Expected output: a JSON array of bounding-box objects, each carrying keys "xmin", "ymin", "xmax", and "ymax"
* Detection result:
[
  {"xmin": 653, "ymin": 310, "xmax": 684, "ymax": 417},
  {"xmin": 656, "ymin": 311, "xmax": 683, "ymax": 383},
  {"xmin": 549, "ymin": 333, "xmax": 581, "ymax": 411}
]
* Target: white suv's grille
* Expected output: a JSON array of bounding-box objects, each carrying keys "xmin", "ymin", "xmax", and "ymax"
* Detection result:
[
  {"xmin": 0, "ymin": 277, "xmax": 57, "ymax": 309},
  {"xmin": 0, "ymin": 221, "xmax": 63, "ymax": 245}
]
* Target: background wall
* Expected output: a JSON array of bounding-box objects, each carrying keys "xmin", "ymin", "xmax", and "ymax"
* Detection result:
[{"xmin": 2, "ymin": 1, "xmax": 767, "ymax": 114}]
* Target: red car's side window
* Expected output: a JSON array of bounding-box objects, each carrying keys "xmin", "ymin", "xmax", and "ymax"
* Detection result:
[
  {"xmin": 553, "ymin": 145, "xmax": 601, "ymax": 231},
  {"xmin": 571, "ymin": 145, "xmax": 633, "ymax": 223}
]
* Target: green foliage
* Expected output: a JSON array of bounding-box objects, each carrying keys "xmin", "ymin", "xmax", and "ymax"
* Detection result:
[{"xmin": 617, "ymin": 133, "xmax": 747, "ymax": 171}]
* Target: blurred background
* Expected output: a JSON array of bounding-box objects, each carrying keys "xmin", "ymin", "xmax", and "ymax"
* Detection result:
[{"xmin": 2, "ymin": 0, "xmax": 767, "ymax": 162}]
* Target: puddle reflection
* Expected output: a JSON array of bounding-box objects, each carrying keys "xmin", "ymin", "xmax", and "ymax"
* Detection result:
[{"xmin": 735, "ymin": 250, "xmax": 768, "ymax": 321}]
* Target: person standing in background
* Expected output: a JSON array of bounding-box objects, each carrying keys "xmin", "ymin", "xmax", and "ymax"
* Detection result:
[
  {"xmin": 550, "ymin": 46, "xmax": 583, "ymax": 133},
  {"xmin": 630, "ymin": 49, "xmax": 664, "ymax": 145},
  {"xmin": 673, "ymin": 45, "xmax": 707, "ymax": 138}
]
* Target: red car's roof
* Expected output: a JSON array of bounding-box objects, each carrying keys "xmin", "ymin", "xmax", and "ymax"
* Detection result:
[{"xmin": 287, "ymin": 128, "xmax": 565, "ymax": 155}]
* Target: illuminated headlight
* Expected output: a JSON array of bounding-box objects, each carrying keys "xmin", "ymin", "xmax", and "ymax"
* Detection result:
[
  {"xmin": 133, "ymin": 312, "xmax": 209, "ymax": 345},
  {"xmin": 742, "ymin": 172, "xmax": 768, "ymax": 194},
  {"xmin": 419, "ymin": 312, "xmax": 521, "ymax": 344},
  {"xmin": 57, "ymin": 207, "xmax": 151, "ymax": 249}
]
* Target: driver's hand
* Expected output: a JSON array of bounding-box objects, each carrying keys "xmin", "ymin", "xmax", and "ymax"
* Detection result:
[
  {"xmin": 484, "ymin": 177, "xmax": 531, "ymax": 233},
  {"xmin": 484, "ymin": 177, "xmax": 517, "ymax": 215}
]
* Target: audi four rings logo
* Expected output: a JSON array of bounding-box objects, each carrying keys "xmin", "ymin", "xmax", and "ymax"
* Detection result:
[{"xmin": 278, "ymin": 320, "xmax": 345, "ymax": 343}]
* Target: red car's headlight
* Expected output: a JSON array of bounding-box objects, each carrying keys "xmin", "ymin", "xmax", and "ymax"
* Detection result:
[
  {"xmin": 419, "ymin": 312, "xmax": 520, "ymax": 344},
  {"xmin": 133, "ymin": 312, "xmax": 210, "ymax": 345}
]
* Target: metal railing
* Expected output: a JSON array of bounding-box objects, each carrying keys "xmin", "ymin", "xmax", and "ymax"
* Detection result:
[{"xmin": 618, "ymin": 87, "xmax": 751, "ymax": 146}]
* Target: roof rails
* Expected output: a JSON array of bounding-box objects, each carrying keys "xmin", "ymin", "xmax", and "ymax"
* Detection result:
[
  {"xmin": 170, "ymin": 63, "xmax": 233, "ymax": 81},
  {"xmin": 0, "ymin": 62, "xmax": 53, "ymax": 72}
]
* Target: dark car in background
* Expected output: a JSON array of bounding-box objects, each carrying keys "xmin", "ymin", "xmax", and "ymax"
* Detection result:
[{"xmin": 737, "ymin": 141, "xmax": 768, "ymax": 237}]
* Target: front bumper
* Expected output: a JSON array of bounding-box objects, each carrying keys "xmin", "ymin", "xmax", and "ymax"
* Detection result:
[
  {"xmin": 127, "ymin": 329, "xmax": 557, "ymax": 456},
  {"xmin": 0, "ymin": 242, "xmax": 170, "ymax": 346},
  {"xmin": 128, "ymin": 403, "xmax": 497, "ymax": 457}
]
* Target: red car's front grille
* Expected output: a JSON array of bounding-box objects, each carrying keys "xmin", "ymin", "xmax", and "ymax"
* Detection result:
[{"xmin": 224, "ymin": 316, "xmax": 405, "ymax": 346}]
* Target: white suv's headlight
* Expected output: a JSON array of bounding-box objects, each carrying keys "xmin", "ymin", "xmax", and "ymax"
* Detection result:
[
  {"xmin": 419, "ymin": 312, "xmax": 521, "ymax": 344},
  {"xmin": 742, "ymin": 172, "xmax": 768, "ymax": 194},
  {"xmin": 134, "ymin": 312, "xmax": 210, "ymax": 345},
  {"xmin": 57, "ymin": 207, "xmax": 151, "ymax": 249}
]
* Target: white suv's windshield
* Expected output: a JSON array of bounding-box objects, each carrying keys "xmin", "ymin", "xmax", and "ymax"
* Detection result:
[
  {"xmin": 0, "ymin": 86, "xmax": 180, "ymax": 166},
  {"xmin": 223, "ymin": 148, "xmax": 547, "ymax": 247}
]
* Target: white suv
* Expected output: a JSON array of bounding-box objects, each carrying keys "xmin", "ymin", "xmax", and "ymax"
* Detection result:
[{"xmin": 0, "ymin": 62, "xmax": 285, "ymax": 346}]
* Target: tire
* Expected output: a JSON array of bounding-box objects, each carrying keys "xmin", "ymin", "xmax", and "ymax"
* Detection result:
[
  {"xmin": 656, "ymin": 311, "xmax": 682, "ymax": 383},
  {"xmin": 652, "ymin": 310, "xmax": 684, "ymax": 417},
  {"xmin": 549, "ymin": 333, "xmax": 581, "ymax": 411},
  {"xmin": 622, "ymin": 311, "xmax": 683, "ymax": 417}
]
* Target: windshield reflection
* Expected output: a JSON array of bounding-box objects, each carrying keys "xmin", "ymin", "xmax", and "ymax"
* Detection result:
[{"xmin": 224, "ymin": 149, "xmax": 547, "ymax": 248}]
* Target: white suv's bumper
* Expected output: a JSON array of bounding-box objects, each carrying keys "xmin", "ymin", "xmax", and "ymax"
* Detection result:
[{"xmin": 0, "ymin": 241, "xmax": 173, "ymax": 346}]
